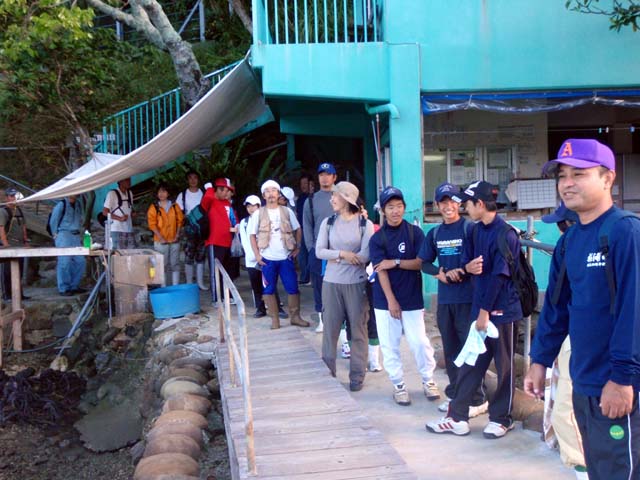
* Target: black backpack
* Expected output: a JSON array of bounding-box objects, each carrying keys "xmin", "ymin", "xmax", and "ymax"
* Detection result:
[
  {"xmin": 551, "ymin": 208, "xmax": 639, "ymax": 315},
  {"xmin": 46, "ymin": 200, "xmax": 66, "ymax": 236},
  {"xmin": 97, "ymin": 189, "xmax": 132, "ymax": 227},
  {"xmin": 183, "ymin": 204, "xmax": 209, "ymax": 241},
  {"xmin": 326, "ymin": 213, "xmax": 367, "ymax": 248},
  {"xmin": 494, "ymin": 223, "xmax": 539, "ymax": 318}
]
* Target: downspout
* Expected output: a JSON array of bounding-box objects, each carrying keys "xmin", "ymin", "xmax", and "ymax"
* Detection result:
[{"xmin": 365, "ymin": 103, "xmax": 399, "ymax": 119}]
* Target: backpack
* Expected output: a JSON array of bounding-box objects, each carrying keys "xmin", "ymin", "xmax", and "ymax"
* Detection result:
[
  {"xmin": 183, "ymin": 204, "xmax": 209, "ymax": 241},
  {"xmin": 97, "ymin": 189, "xmax": 132, "ymax": 227},
  {"xmin": 46, "ymin": 200, "xmax": 66, "ymax": 236},
  {"xmin": 551, "ymin": 209, "xmax": 639, "ymax": 315},
  {"xmin": 181, "ymin": 187, "xmax": 205, "ymax": 214},
  {"xmin": 494, "ymin": 223, "xmax": 539, "ymax": 318},
  {"xmin": 326, "ymin": 213, "xmax": 367, "ymax": 249}
]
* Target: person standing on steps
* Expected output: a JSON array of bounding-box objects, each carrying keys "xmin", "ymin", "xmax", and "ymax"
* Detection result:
[
  {"xmin": 176, "ymin": 170, "xmax": 207, "ymax": 290},
  {"xmin": 369, "ymin": 186, "xmax": 440, "ymax": 406},
  {"xmin": 249, "ymin": 180, "xmax": 310, "ymax": 330},
  {"xmin": 303, "ymin": 163, "xmax": 338, "ymax": 333},
  {"xmin": 296, "ymin": 173, "xmax": 314, "ymax": 285},
  {"xmin": 316, "ymin": 182, "xmax": 374, "ymax": 392},
  {"xmin": 0, "ymin": 188, "xmax": 30, "ymax": 302},
  {"xmin": 525, "ymin": 139, "xmax": 640, "ymax": 479},
  {"xmin": 102, "ymin": 178, "xmax": 136, "ymax": 249},
  {"xmin": 50, "ymin": 195, "xmax": 86, "ymax": 296},
  {"xmin": 147, "ymin": 184, "xmax": 184, "ymax": 286},
  {"xmin": 419, "ymin": 182, "xmax": 488, "ymax": 418}
]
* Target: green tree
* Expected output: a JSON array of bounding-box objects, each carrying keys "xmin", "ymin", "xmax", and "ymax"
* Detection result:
[{"xmin": 567, "ymin": 0, "xmax": 640, "ymax": 31}]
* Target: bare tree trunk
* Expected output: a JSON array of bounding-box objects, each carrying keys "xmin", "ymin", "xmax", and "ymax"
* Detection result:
[
  {"xmin": 230, "ymin": 0, "xmax": 253, "ymax": 33},
  {"xmin": 86, "ymin": 0, "xmax": 210, "ymax": 109}
]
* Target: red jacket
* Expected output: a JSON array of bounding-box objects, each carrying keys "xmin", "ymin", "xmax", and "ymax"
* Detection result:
[{"xmin": 200, "ymin": 189, "xmax": 232, "ymax": 247}]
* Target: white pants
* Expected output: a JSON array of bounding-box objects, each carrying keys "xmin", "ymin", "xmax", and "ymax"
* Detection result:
[{"xmin": 375, "ymin": 308, "xmax": 436, "ymax": 386}]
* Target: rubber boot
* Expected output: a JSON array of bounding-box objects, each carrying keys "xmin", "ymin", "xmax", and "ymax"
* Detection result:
[
  {"xmin": 315, "ymin": 312, "xmax": 324, "ymax": 333},
  {"xmin": 288, "ymin": 294, "xmax": 310, "ymax": 327},
  {"xmin": 172, "ymin": 271, "xmax": 180, "ymax": 285},
  {"xmin": 196, "ymin": 263, "xmax": 207, "ymax": 291},
  {"xmin": 185, "ymin": 264, "xmax": 194, "ymax": 284},
  {"xmin": 368, "ymin": 344, "xmax": 382, "ymax": 372},
  {"xmin": 263, "ymin": 294, "xmax": 280, "ymax": 329}
]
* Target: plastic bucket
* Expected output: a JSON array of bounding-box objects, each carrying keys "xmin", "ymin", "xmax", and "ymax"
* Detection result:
[{"xmin": 149, "ymin": 284, "xmax": 200, "ymax": 319}]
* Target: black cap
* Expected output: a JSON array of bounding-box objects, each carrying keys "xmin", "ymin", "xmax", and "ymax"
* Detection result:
[{"xmin": 458, "ymin": 181, "xmax": 498, "ymax": 202}]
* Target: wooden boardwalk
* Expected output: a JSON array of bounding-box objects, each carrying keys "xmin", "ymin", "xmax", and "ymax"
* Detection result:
[{"xmin": 216, "ymin": 327, "xmax": 417, "ymax": 480}]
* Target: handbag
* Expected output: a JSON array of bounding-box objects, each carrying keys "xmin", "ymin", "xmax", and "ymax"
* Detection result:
[{"xmin": 230, "ymin": 231, "xmax": 243, "ymax": 257}]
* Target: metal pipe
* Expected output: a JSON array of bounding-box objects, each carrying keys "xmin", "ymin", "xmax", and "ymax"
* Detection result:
[
  {"xmin": 365, "ymin": 103, "xmax": 400, "ymax": 119},
  {"xmin": 523, "ymin": 215, "xmax": 534, "ymax": 376}
]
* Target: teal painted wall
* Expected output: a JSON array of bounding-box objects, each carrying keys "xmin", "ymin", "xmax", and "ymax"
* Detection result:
[{"xmin": 422, "ymin": 220, "xmax": 561, "ymax": 310}]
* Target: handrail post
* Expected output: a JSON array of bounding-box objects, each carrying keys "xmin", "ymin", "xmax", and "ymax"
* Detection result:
[{"xmin": 524, "ymin": 216, "xmax": 534, "ymax": 377}]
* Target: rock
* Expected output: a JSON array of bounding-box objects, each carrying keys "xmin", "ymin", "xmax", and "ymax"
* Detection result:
[
  {"xmin": 101, "ymin": 327, "xmax": 121, "ymax": 345},
  {"xmin": 511, "ymin": 388, "xmax": 544, "ymax": 421},
  {"xmin": 154, "ymin": 410, "xmax": 208, "ymax": 430},
  {"xmin": 75, "ymin": 399, "xmax": 143, "ymax": 452},
  {"xmin": 53, "ymin": 304, "xmax": 73, "ymax": 316},
  {"xmin": 136, "ymin": 474, "xmax": 199, "ymax": 480},
  {"xmin": 95, "ymin": 351, "xmax": 113, "ymax": 373},
  {"xmin": 143, "ymin": 434, "xmax": 201, "ymax": 460},
  {"xmin": 49, "ymin": 356, "xmax": 68, "ymax": 372},
  {"xmin": 131, "ymin": 440, "xmax": 146, "ymax": 466},
  {"xmin": 23, "ymin": 305, "xmax": 53, "ymax": 330},
  {"xmin": 206, "ymin": 378, "xmax": 219, "ymax": 395},
  {"xmin": 161, "ymin": 379, "xmax": 209, "ymax": 400},
  {"xmin": 196, "ymin": 335, "xmax": 214, "ymax": 344},
  {"xmin": 97, "ymin": 383, "xmax": 123, "ymax": 402},
  {"xmin": 523, "ymin": 409, "xmax": 544, "ymax": 433},
  {"xmin": 52, "ymin": 315, "xmax": 73, "ymax": 337},
  {"xmin": 147, "ymin": 423, "xmax": 203, "ymax": 447},
  {"xmin": 111, "ymin": 312, "xmax": 154, "ymax": 329},
  {"xmin": 112, "ymin": 331, "xmax": 133, "ymax": 350},
  {"xmin": 169, "ymin": 356, "xmax": 213, "ymax": 370},
  {"xmin": 162, "ymin": 394, "xmax": 211, "ymax": 416},
  {"xmin": 157, "ymin": 346, "xmax": 189, "ymax": 365},
  {"xmin": 25, "ymin": 329, "xmax": 54, "ymax": 346},
  {"xmin": 167, "ymin": 368, "xmax": 207, "ymax": 385},
  {"xmin": 173, "ymin": 333, "xmax": 198, "ymax": 345},
  {"xmin": 133, "ymin": 453, "xmax": 199, "ymax": 479},
  {"xmin": 193, "ymin": 342, "xmax": 215, "ymax": 353}
]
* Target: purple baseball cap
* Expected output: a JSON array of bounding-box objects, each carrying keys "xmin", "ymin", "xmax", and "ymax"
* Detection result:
[{"xmin": 542, "ymin": 139, "xmax": 615, "ymax": 175}]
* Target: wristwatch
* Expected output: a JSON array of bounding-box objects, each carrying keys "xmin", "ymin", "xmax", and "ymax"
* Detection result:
[{"xmin": 394, "ymin": 258, "xmax": 401, "ymax": 267}]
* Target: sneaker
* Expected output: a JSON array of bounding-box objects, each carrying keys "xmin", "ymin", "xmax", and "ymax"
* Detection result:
[
  {"xmin": 423, "ymin": 381, "xmax": 440, "ymax": 401},
  {"xmin": 482, "ymin": 421, "xmax": 514, "ymax": 439},
  {"xmin": 426, "ymin": 416, "xmax": 470, "ymax": 436},
  {"xmin": 341, "ymin": 341, "xmax": 351, "ymax": 359},
  {"xmin": 393, "ymin": 384, "xmax": 411, "ymax": 406},
  {"xmin": 437, "ymin": 399, "xmax": 451, "ymax": 413},
  {"xmin": 315, "ymin": 315, "xmax": 324, "ymax": 333},
  {"xmin": 253, "ymin": 310, "xmax": 267, "ymax": 318},
  {"xmin": 469, "ymin": 401, "xmax": 489, "ymax": 418},
  {"xmin": 278, "ymin": 307, "xmax": 289, "ymax": 319}
]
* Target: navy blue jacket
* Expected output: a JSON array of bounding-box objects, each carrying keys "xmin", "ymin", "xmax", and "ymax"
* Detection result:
[
  {"xmin": 370, "ymin": 220, "xmax": 425, "ymax": 311},
  {"xmin": 419, "ymin": 218, "xmax": 473, "ymax": 304},
  {"xmin": 530, "ymin": 206, "xmax": 640, "ymax": 396},
  {"xmin": 462, "ymin": 215, "xmax": 523, "ymax": 324}
]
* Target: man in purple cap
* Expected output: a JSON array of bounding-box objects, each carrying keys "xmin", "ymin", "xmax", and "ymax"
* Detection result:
[
  {"xmin": 525, "ymin": 139, "xmax": 640, "ymax": 479},
  {"xmin": 427, "ymin": 180, "xmax": 522, "ymax": 439}
]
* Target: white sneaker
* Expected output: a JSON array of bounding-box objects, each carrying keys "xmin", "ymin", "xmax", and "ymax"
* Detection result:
[
  {"xmin": 341, "ymin": 341, "xmax": 351, "ymax": 359},
  {"xmin": 393, "ymin": 383, "xmax": 411, "ymax": 406},
  {"xmin": 482, "ymin": 421, "xmax": 514, "ymax": 439},
  {"xmin": 426, "ymin": 416, "xmax": 470, "ymax": 436},
  {"xmin": 437, "ymin": 399, "xmax": 451, "ymax": 413},
  {"xmin": 315, "ymin": 314, "xmax": 324, "ymax": 333},
  {"xmin": 422, "ymin": 381, "xmax": 440, "ymax": 401},
  {"xmin": 469, "ymin": 401, "xmax": 489, "ymax": 418}
]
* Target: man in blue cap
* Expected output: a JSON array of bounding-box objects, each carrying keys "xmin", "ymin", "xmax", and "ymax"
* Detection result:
[
  {"xmin": 526, "ymin": 139, "xmax": 640, "ymax": 479},
  {"xmin": 541, "ymin": 201, "xmax": 579, "ymax": 234},
  {"xmin": 303, "ymin": 162, "xmax": 337, "ymax": 333},
  {"xmin": 419, "ymin": 182, "xmax": 487, "ymax": 417}
]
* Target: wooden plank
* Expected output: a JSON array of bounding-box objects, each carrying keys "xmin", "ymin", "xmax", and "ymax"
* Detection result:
[
  {"xmin": 10, "ymin": 259, "xmax": 21, "ymax": 317},
  {"xmin": 226, "ymin": 396, "xmax": 360, "ymax": 419},
  {"xmin": 0, "ymin": 247, "xmax": 93, "ymax": 258},
  {"xmin": 228, "ymin": 412, "xmax": 374, "ymax": 437},
  {"xmin": 238, "ymin": 463, "xmax": 415, "ymax": 480},
  {"xmin": 225, "ymin": 383, "xmax": 345, "ymax": 403}
]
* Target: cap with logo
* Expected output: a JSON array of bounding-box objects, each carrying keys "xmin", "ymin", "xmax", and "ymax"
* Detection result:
[
  {"xmin": 458, "ymin": 181, "xmax": 498, "ymax": 203},
  {"xmin": 281, "ymin": 186, "xmax": 296, "ymax": 207},
  {"xmin": 542, "ymin": 139, "xmax": 615, "ymax": 175},
  {"xmin": 5, "ymin": 187, "xmax": 18, "ymax": 197},
  {"xmin": 434, "ymin": 182, "xmax": 462, "ymax": 203},
  {"xmin": 379, "ymin": 186, "xmax": 405, "ymax": 209},
  {"xmin": 261, "ymin": 179, "xmax": 281, "ymax": 194},
  {"xmin": 317, "ymin": 162, "xmax": 337, "ymax": 175},
  {"xmin": 214, "ymin": 177, "xmax": 234, "ymax": 191},
  {"xmin": 332, "ymin": 181, "xmax": 359, "ymax": 207},
  {"xmin": 244, "ymin": 195, "xmax": 261, "ymax": 206},
  {"xmin": 541, "ymin": 202, "xmax": 579, "ymax": 224}
]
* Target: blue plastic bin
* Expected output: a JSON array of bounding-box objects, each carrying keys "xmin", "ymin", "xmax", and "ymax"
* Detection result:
[{"xmin": 149, "ymin": 284, "xmax": 200, "ymax": 319}]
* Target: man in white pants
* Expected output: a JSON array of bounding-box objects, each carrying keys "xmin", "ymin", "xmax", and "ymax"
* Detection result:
[{"xmin": 369, "ymin": 186, "xmax": 439, "ymax": 406}]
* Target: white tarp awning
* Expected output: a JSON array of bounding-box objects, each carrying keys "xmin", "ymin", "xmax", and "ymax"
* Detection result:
[{"xmin": 21, "ymin": 59, "xmax": 266, "ymax": 202}]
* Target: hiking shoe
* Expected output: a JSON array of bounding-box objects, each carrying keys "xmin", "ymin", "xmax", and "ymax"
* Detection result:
[
  {"xmin": 278, "ymin": 307, "xmax": 289, "ymax": 319},
  {"xmin": 393, "ymin": 384, "xmax": 411, "ymax": 406},
  {"xmin": 341, "ymin": 341, "xmax": 351, "ymax": 359},
  {"xmin": 438, "ymin": 399, "xmax": 451, "ymax": 413},
  {"xmin": 426, "ymin": 417, "xmax": 470, "ymax": 436},
  {"xmin": 423, "ymin": 381, "xmax": 441, "ymax": 401},
  {"xmin": 469, "ymin": 401, "xmax": 489, "ymax": 418},
  {"xmin": 483, "ymin": 421, "xmax": 514, "ymax": 439},
  {"xmin": 253, "ymin": 309, "xmax": 267, "ymax": 318}
]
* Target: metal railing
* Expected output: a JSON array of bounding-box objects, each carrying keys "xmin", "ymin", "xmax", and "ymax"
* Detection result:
[
  {"xmin": 214, "ymin": 259, "xmax": 256, "ymax": 476},
  {"xmin": 96, "ymin": 61, "xmax": 241, "ymax": 155},
  {"xmin": 255, "ymin": 0, "xmax": 383, "ymax": 45}
]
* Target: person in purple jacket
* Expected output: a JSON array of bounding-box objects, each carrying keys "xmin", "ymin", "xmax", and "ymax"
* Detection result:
[
  {"xmin": 427, "ymin": 180, "xmax": 522, "ymax": 439},
  {"xmin": 525, "ymin": 139, "xmax": 640, "ymax": 480}
]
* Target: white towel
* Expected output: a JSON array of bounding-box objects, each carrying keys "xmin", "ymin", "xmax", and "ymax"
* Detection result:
[{"xmin": 454, "ymin": 321, "xmax": 500, "ymax": 367}]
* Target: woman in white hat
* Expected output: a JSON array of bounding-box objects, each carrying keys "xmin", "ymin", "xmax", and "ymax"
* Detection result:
[{"xmin": 315, "ymin": 181, "xmax": 374, "ymax": 392}]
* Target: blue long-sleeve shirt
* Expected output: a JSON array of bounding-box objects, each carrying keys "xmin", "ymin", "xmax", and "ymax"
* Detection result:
[
  {"xmin": 462, "ymin": 215, "xmax": 523, "ymax": 324},
  {"xmin": 530, "ymin": 206, "xmax": 640, "ymax": 396},
  {"xmin": 49, "ymin": 199, "xmax": 83, "ymax": 235}
]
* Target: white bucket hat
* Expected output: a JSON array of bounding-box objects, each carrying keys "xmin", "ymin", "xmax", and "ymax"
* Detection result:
[
  {"xmin": 261, "ymin": 180, "xmax": 281, "ymax": 194},
  {"xmin": 244, "ymin": 195, "xmax": 261, "ymax": 206},
  {"xmin": 281, "ymin": 187, "xmax": 295, "ymax": 207}
]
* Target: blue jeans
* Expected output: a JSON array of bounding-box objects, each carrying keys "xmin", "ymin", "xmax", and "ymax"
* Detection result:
[
  {"xmin": 298, "ymin": 235, "xmax": 310, "ymax": 283},
  {"xmin": 261, "ymin": 257, "xmax": 299, "ymax": 295},
  {"xmin": 55, "ymin": 231, "xmax": 86, "ymax": 293},
  {"xmin": 308, "ymin": 248, "xmax": 323, "ymax": 312}
]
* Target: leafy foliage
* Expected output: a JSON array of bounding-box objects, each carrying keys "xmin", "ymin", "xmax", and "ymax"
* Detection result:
[{"xmin": 566, "ymin": 0, "xmax": 640, "ymax": 31}]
